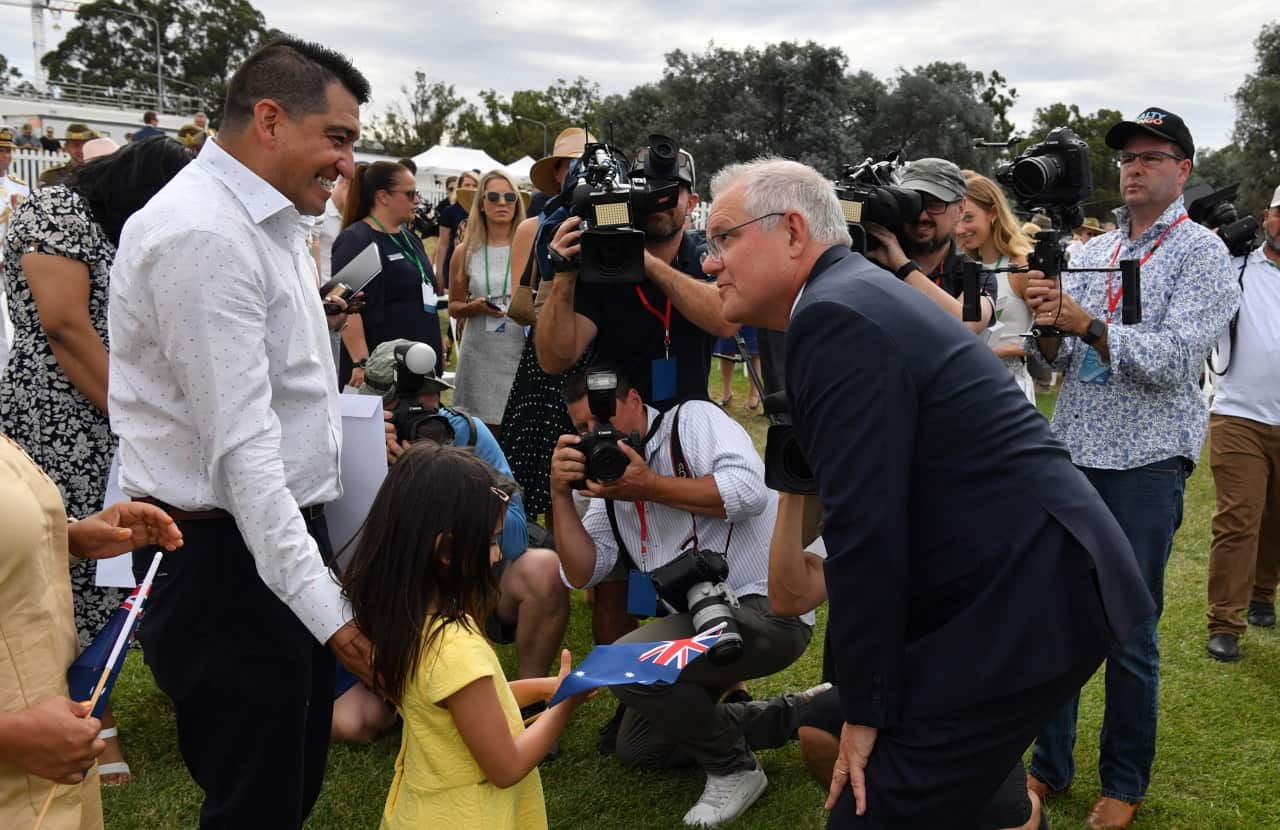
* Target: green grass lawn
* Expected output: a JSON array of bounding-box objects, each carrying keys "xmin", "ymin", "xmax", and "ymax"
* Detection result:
[{"xmin": 102, "ymin": 377, "xmax": 1280, "ymax": 829}]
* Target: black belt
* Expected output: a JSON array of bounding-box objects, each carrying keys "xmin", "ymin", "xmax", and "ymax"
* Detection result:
[{"xmin": 135, "ymin": 497, "xmax": 325, "ymax": 522}]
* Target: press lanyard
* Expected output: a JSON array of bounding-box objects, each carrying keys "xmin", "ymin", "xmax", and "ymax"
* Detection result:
[
  {"xmin": 1105, "ymin": 214, "xmax": 1188, "ymax": 321},
  {"xmin": 634, "ymin": 287, "xmax": 673, "ymax": 359},
  {"xmin": 635, "ymin": 502, "xmax": 649, "ymax": 570},
  {"xmin": 484, "ymin": 244, "xmax": 510, "ymax": 300},
  {"xmin": 369, "ymin": 216, "xmax": 428, "ymax": 284}
]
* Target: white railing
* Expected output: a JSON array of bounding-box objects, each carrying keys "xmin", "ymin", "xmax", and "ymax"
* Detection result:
[{"xmin": 11, "ymin": 149, "xmax": 70, "ymax": 186}]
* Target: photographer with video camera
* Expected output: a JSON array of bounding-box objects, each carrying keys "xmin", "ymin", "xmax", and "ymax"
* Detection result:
[
  {"xmin": 357, "ymin": 339, "xmax": 569, "ymax": 705},
  {"xmin": 861, "ymin": 157, "xmax": 997, "ymax": 335},
  {"xmin": 549, "ymin": 364, "xmax": 811, "ymax": 826},
  {"xmin": 1022, "ymin": 107, "xmax": 1239, "ymax": 829},
  {"xmin": 1204, "ymin": 183, "xmax": 1280, "ymax": 663},
  {"xmin": 536, "ymin": 137, "xmax": 737, "ymax": 410}
]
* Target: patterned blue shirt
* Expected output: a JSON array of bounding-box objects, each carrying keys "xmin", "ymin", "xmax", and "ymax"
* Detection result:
[{"xmin": 1027, "ymin": 196, "xmax": 1240, "ymax": 470}]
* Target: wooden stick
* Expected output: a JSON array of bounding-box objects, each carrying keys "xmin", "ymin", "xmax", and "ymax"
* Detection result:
[{"xmin": 32, "ymin": 552, "xmax": 163, "ymax": 830}]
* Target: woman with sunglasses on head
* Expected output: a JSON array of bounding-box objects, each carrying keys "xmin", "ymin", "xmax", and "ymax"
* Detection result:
[
  {"xmin": 333, "ymin": 161, "xmax": 442, "ymax": 389},
  {"xmin": 957, "ymin": 171, "xmax": 1037, "ymax": 404},
  {"xmin": 449, "ymin": 170, "xmax": 527, "ymax": 435}
]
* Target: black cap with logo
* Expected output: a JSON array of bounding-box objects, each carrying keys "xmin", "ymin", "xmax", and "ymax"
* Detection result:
[{"xmin": 1105, "ymin": 107, "xmax": 1195, "ymax": 162}]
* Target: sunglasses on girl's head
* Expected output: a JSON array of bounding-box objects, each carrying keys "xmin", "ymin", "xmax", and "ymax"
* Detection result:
[{"xmin": 485, "ymin": 191, "xmax": 518, "ymax": 204}]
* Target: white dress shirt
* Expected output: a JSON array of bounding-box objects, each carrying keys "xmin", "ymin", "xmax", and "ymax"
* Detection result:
[
  {"xmin": 108, "ymin": 139, "xmax": 348, "ymax": 644},
  {"xmin": 1212, "ymin": 248, "xmax": 1280, "ymax": 425},
  {"xmin": 316, "ymin": 196, "xmax": 343, "ymax": 283},
  {"xmin": 569, "ymin": 401, "xmax": 810, "ymax": 624}
]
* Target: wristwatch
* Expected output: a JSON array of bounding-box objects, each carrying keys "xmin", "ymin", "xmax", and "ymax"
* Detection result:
[
  {"xmin": 353, "ymin": 358, "xmax": 368, "ymax": 369},
  {"xmin": 1082, "ymin": 318, "xmax": 1107, "ymax": 345},
  {"xmin": 894, "ymin": 260, "xmax": 920, "ymax": 281}
]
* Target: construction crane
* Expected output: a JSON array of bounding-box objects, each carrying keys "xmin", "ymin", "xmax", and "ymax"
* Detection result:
[{"xmin": 0, "ymin": 0, "xmax": 85, "ymax": 92}]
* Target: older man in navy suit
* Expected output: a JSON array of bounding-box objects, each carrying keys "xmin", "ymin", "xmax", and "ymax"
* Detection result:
[{"xmin": 700, "ymin": 157, "xmax": 1154, "ymax": 828}]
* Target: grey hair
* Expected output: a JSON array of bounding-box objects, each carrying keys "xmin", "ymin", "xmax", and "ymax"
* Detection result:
[{"xmin": 710, "ymin": 157, "xmax": 852, "ymax": 247}]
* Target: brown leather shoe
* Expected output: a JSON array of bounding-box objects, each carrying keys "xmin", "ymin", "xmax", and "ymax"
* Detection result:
[
  {"xmin": 1025, "ymin": 772, "xmax": 1060, "ymax": 802},
  {"xmin": 1086, "ymin": 796, "xmax": 1140, "ymax": 829}
]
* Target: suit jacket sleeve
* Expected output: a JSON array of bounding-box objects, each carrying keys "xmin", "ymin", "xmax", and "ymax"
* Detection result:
[{"xmin": 788, "ymin": 299, "xmax": 917, "ymax": 729}]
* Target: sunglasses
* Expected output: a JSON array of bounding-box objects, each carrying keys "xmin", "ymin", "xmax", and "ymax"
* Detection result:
[{"xmin": 485, "ymin": 191, "xmax": 518, "ymax": 204}]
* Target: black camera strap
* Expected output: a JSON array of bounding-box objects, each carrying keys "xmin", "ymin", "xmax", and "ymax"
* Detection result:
[
  {"xmin": 604, "ymin": 403, "xmax": 694, "ymax": 566},
  {"xmin": 1208, "ymin": 256, "xmax": 1250, "ymax": 377}
]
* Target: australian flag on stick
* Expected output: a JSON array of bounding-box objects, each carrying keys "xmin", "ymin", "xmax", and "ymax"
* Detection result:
[
  {"xmin": 549, "ymin": 624, "xmax": 725, "ymax": 707},
  {"xmin": 67, "ymin": 553, "xmax": 162, "ymax": 719}
]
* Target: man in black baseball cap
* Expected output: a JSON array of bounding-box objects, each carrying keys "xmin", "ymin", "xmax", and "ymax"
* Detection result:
[{"xmin": 1104, "ymin": 106, "xmax": 1195, "ymax": 163}]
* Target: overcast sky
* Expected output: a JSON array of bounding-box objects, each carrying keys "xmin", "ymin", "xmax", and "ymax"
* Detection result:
[{"xmin": 2, "ymin": 1, "xmax": 1274, "ymax": 156}]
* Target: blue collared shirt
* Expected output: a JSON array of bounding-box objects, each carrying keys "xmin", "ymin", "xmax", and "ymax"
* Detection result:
[
  {"xmin": 1026, "ymin": 196, "xmax": 1239, "ymax": 469},
  {"xmin": 444, "ymin": 408, "xmax": 529, "ymax": 559}
]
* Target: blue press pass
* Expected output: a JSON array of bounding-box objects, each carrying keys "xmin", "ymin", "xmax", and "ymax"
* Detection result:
[
  {"xmin": 627, "ymin": 569, "xmax": 658, "ymax": 617},
  {"xmin": 1079, "ymin": 346, "xmax": 1111, "ymax": 385},
  {"xmin": 651, "ymin": 357, "xmax": 677, "ymax": 402}
]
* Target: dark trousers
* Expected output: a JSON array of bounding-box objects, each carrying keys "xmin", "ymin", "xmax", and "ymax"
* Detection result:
[
  {"xmin": 826, "ymin": 558, "xmax": 1112, "ymax": 829},
  {"xmin": 134, "ymin": 515, "xmax": 336, "ymax": 830}
]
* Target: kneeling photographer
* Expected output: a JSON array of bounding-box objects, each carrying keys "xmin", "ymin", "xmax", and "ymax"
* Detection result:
[
  {"xmin": 536, "ymin": 136, "xmax": 737, "ymax": 410},
  {"xmin": 360, "ymin": 339, "xmax": 569, "ymax": 686},
  {"xmin": 549, "ymin": 365, "xmax": 811, "ymax": 826}
]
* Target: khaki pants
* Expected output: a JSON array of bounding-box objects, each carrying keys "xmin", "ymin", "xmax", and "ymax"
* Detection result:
[{"xmin": 1207, "ymin": 414, "xmax": 1280, "ymax": 635}]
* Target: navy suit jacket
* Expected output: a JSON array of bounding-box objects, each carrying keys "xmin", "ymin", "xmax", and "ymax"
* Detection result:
[{"xmin": 786, "ymin": 246, "xmax": 1154, "ymax": 729}]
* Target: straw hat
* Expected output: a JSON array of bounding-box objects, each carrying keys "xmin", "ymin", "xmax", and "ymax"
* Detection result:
[
  {"xmin": 1077, "ymin": 216, "xmax": 1106, "ymax": 237},
  {"xmin": 82, "ymin": 137, "xmax": 119, "ymax": 161},
  {"xmin": 529, "ymin": 127, "xmax": 596, "ymax": 195}
]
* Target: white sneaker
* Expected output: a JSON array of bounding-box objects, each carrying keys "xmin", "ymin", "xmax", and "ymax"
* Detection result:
[{"xmin": 682, "ymin": 764, "xmax": 768, "ymax": 827}]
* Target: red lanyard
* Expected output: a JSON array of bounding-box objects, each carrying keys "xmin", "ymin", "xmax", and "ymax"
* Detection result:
[
  {"xmin": 636, "ymin": 502, "xmax": 649, "ymax": 569},
  {"xmin": 1105, "ymin": 214, "xmax": 1189, "ymax": 321},
  {"xmin": 932, "ymin": 255, "xmax": 946, "ymax": 287},
  {"xmin": 635, "ymin": 287, "xmax": 673, "ymax": 359}
]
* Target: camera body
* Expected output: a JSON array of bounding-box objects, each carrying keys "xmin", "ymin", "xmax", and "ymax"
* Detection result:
[
  {"xmin": 409, "ymin": 196, "xmax": 440, "ymax": 239},
  {"xmin": 386, "ymin": 342, "xmax": 454, "ymax": 444},
  {"xmin": 563, "ymin": 134, "xmax": 687, "ymax": 285},
  {"xmin": 1186, "ymin": 183, "xmax": 1260, "ymax": 258},
  {"xmin": 571, "ymin": 369, "xmax": 641, "ymax": 489},
  {"xmin": 835, "ymin": 153, "xmax": 922, "ymax": 255},
  {"xmin": 995, "ymin": 126, "xmax": 1092, "ymax": 231},
  {"xmin": 648, "ymin": 547, "xmax": 744, "ymax": 665}
]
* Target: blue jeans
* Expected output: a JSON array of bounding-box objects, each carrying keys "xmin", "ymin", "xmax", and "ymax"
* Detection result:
[{"xmin": 1029, "ymin": 457, "xmax": 1188, "ymax": 803}]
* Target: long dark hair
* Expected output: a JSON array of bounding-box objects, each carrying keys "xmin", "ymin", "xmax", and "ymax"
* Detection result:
[
  {"xmin": 67, "ymin": 136, "xmax": 191, "ymax": 247},
  {"xmin": 342, "ymin": 160, "xmax": 407, "ymax": 229},
  {"xmin": 341, "ymin": 443, "xmax": 506, "ymax": 703}
]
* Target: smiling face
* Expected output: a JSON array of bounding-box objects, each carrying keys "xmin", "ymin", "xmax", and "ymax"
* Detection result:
[
  {"xmin": 956, "ymin": 199, "xmax": 994, "ymax": 255},
  {"xmin": 273, "ymin": 82, "xmax": 360, "ymax": 216},
  {"xmin": 903, "ymin": 196, "xmax": 961, "ymax": 255},
  {"xmin": 1119, "ymin": 134, "xmax": 1191, "ymax": 217}
]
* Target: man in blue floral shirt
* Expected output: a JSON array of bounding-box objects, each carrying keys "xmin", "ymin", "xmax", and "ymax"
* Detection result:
[{"xmin": 1021, "ymin": 107, "xmax": 1239, "ymax": 830}]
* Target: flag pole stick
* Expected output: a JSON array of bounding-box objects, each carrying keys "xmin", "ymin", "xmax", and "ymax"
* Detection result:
[{"xmin": 32, "ymin": 552, "xmax": 163, "ymax": 830}]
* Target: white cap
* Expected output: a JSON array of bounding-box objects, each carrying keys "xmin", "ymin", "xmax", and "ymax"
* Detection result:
[{"xmin": 1271, "ymin": 184, "xmax": 1280, "ymax": 209}]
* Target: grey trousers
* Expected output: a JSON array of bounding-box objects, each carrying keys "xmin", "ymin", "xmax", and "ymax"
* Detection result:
[{"xmin": 612, "ymin": 594, "xmax": 813, "ymax": 775}]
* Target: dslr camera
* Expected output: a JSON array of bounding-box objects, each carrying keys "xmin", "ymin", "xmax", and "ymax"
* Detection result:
[
  {"xmin": 387, "ymin": 342, "xmax": 455, "ymax": 444},
  {"xmin": 648, "ymin": 547, "xmax": 744, "ymax": 665},
  {"xmin": 559, "ymin": 134, "xmax": 688, "ymax": 284},
  {"xmin": 995, "ymin": 126, "xmax": 1092, "ymax": 231},
  {"xmin": 571, "ymin": 369, "xmax": 642, "ymax": 489},
  {"xmin": 834, "ymin": 152, "xmax": 922, "ymax": 254},
  {"xmin": 1185, "ymin": 183, "xmax": 1259, "ymax": 258}
]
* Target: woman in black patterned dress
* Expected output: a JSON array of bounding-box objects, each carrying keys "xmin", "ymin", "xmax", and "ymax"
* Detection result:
[{"xmin": 0, "ymin": 136, "xmax": 190, "ymax": 784}]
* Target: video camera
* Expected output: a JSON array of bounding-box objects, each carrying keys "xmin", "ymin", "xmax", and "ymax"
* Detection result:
[
  {"xmin": 409, "ymin": 195, "xmax": 440, "ymax": 239},
  {"xmin": 571, "ymin": 369, "xmax": 642, "ymax": 489},
  {"xmin": 834, "ymin": 152, "xmax": 922, "ymax": 255},
  {"xmin": 724, "ymin": 334, "xmax": 816, "ymax": 495},
  {"xmin": 387, "ymin": 342, "xmax": 456, "ymax": 444},
  {"xmin": 649, "ymin": 547, "xmax": 743, "ymax": 665},
  {"xmin": 1185, "ymin": 183, "xmax": 1259, "ymax": 258},
  {"xmin": 558, "ymin": 133, "xmax": 689, "ymax": 284}
]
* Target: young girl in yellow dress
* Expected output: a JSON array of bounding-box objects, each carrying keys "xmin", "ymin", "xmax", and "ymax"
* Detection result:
[{"xmin": 342, "ymin": 443, "xmax": 590, "ymax": 829}]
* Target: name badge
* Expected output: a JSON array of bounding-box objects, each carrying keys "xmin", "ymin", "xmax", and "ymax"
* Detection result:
[
  {"xmin": 388, "ymin": 252, "xmax": 405, "ymax": 262},
  {"xmin": 1079, "ymin": 346, "xmax": 1111, "ymax": 385},
  {"xmin": 651, "ymin": 357, "xmax": 677, "ymax": 402},
  {"xmin": 626, "ymin": 569, "xmax": 658, "ymax": 617}
]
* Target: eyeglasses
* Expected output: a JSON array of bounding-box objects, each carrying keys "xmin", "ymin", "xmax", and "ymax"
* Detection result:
[
  {"xmin": 390, "ymin": 189, "xmax": 421, "ymax": 202},
  {"xmin": 921, "ymin": 196, "xmax": 959, "ymax": 215},
  {"xmin": 1117, "ymin": 150, "xmax": 1186, "ymax": 169},
  {"xmin": 485, "ymin": 191, "xmax": 518, "ymax": 204},
  {"xmin": 701, "ymin": 212, "xmax": 786, "ymax": 264}
]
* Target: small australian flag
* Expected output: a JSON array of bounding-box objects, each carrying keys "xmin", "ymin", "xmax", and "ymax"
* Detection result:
[{"xmin": 548, "ymin": 625, "xmax": 724, "ymax": 706}]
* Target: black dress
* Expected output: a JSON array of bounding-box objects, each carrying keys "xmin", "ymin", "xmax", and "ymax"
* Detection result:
[{"xmin": 331, "ymin": 220, "xmax": 442, "ymax": 387}]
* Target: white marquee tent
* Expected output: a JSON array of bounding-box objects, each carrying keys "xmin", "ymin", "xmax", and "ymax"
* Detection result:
[
  {"xmin": 501, "ymin": 155, "xmax": 535, "ymax": 187},
  {"xmin": 410, "ymin": 145, "xmax": 505, "ymax": 186}
]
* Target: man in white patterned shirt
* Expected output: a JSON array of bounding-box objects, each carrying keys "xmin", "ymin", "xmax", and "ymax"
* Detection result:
[
  {"xmin": 550, "ymin": 365, "xmax": 811, "ymax": 827},
  {"xmin": 107, "ymin": 38, "xmax": 371, "ymax": 829}
]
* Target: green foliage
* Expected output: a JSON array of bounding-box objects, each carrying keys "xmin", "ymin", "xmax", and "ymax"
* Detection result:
[
  {"xmin": 1188, "ymin": 144, "xmax": 1246, "ymax": 196},
  {"xmin": 39, "ymin": 0, "xmax": 275, "ymax": 124},
  {"xmin": 1028, "ymin": 102, "xmax": 1125, "ymax": 221},
  {"xmin": 452, "ymin": 77, "xmax": 602, "ymax": 164},
  {"xmin": 368, "ymin": 71, "xmax": 465, "ymax": 158},
  {"xmin": 1231, "ymin": 22, "xmax": 1280, "ymax": 218},
  {"xmin": 0, "ymin": 52, "xmax": 22, "ymax": 93},
  {"xmin": 980, "ymin": 70, "xmax": 1019, "ymax": 138},
  {"xmin": 869, "ymin": 61, "xmax": 997, "ymax": 173}
]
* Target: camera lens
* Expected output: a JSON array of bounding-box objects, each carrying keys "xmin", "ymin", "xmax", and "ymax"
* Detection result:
[
  {"xmin": 589, "ymin": 443, "xmax": 629, "ymax": 483},
  {"xmin": 1012, "ymin": 155, "xmax": 1065, "ymax": 198}
]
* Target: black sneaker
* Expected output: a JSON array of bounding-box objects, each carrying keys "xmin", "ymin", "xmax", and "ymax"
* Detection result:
[
  {"xmin": 1247, "ymin": 601, "xmax": 1276, "ymax": 628},
  {"xmin": 1207, "ymin": 632, "xmax": 1240, "ymax": 662},
  {"xmin": 597, "ymin": 702, "xmax": 627, "ymax": 756}
]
